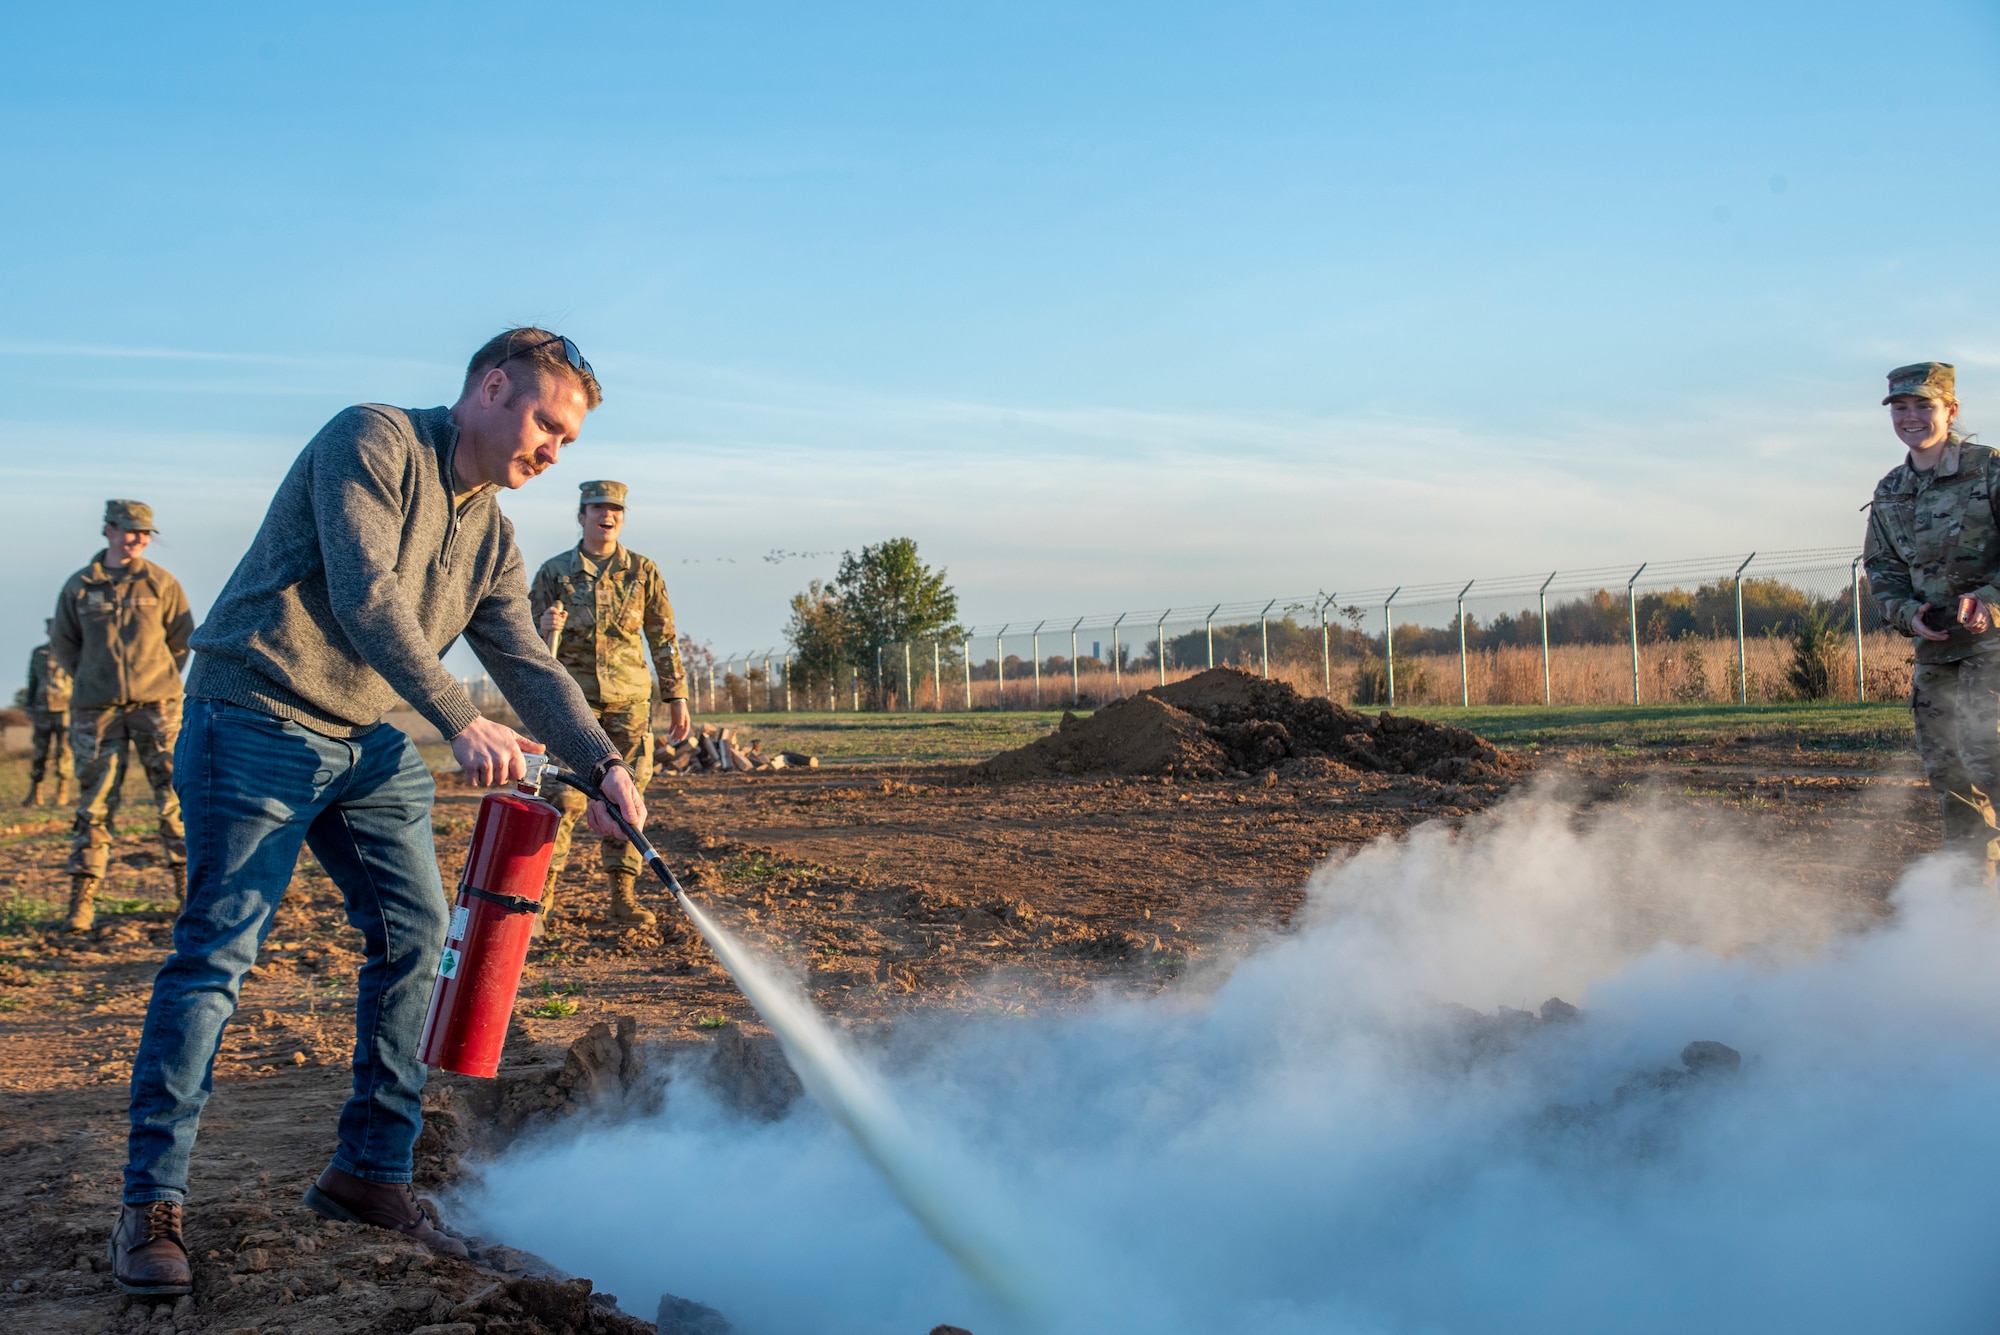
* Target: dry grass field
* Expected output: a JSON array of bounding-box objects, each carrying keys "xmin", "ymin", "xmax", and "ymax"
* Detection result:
[{"xmin": 712, "ymin": 630, "xmax": 1915, "ymax": 714}]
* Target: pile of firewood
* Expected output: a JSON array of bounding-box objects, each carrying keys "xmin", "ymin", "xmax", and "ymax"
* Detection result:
[{"xmin": 658, "ymin": 724, "xmax": 817, "ymax": 775}]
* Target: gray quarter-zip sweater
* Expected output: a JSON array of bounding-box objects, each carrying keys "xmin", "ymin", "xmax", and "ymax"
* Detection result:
[{"xmin": 186, "ymin": 404, "xmax": 616, "ymax": 772}]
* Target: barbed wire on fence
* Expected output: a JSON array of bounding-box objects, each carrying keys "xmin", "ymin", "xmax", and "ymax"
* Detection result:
[{"xmin": 463, "ymin": 545, "xmax": 1896, "ymax": 718}]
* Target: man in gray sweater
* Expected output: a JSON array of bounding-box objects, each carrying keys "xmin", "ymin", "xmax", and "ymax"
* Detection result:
[{"xmin": 111, "ymin": 329, "xmax": 648, "ymax": 1296}]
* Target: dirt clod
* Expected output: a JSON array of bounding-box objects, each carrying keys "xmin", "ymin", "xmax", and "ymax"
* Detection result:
[
  {"xmin": 659, "ymin": 1290, "xmax": 736, "ymax": 1333},
  {"xmin": 971, "ymin": 668, "xmax": 1524, "ymax": 783}
]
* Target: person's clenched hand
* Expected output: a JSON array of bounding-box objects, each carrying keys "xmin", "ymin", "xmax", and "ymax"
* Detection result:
[
  {"xmin": 587, "ymin": 762, "xmax": 649, "ymax": 842},
  {"xmin": 451, "ymin": 716, "xmax": 542, "ymax": 787}
]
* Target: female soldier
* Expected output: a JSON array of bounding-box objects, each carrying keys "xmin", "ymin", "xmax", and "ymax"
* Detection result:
[{"xmin": 1863, "ymin": 362, "xmax": 2000, "ymax": 860}]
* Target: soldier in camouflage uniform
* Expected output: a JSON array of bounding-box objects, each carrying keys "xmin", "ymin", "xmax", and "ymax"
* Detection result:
[
  {"xmin": 23, "ymin": 619, "xmax": 73, "ymax": 806},
  {"xmin": 529, "ymin": 480, "xmax": 692, "ymax": 927},
  {"xmin": 1862, "ymin": 363, "xmax": 2000, "ymax": 862},
  {"xmin": 51, "ymin": 500, "xmax": 196, "ymax": 931}
]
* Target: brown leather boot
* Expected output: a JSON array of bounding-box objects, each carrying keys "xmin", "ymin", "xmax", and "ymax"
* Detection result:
[
  {"xmin": 52, "ymin": 778, "xmax": 69, "ymax": 806},
  {"xmin": 170, "ymin": 863, "xmax": 187, "ymax": 908},
  {"xmin": 304, "ymin": 1165, "xmax": 468, "ymax": 1258},
  {"xmin": 109, "ymin": 1201, "xmax": 193, "ymax": 1296},
  {"xmin": 607, "ymin": 870, "xmax": 656, "ymax": 928},
  {"xmin": 22, "ymin": 780, "xmax": 39, "ymax": 807},
  {"xmin": 65, "ymin": 875, "xmax": 97, "ymax": 934}
]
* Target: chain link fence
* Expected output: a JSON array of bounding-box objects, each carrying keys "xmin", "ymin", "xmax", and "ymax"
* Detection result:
[{"xmin": 465, "ymin": 546, "xmax": 1903, "ymax": 716}]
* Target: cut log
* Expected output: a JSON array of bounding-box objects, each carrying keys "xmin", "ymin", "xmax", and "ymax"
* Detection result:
[{"xmin": 779, "ymin": 752, "xmax": 818, "ymax": 769}]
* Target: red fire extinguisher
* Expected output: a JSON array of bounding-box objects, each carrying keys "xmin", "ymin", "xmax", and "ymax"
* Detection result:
[{"xmin": 417, "ymin": 758, "xmax": 560, "ymax": 1078}]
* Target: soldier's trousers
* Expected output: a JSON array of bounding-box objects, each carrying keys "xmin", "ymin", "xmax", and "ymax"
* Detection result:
[
  {"xmin": 1911, "ymin": 656, "xmax": 2000, "ymax": 850},
  {"xmin": 548, "ymin": 701, "xmax": 654, "ymax": 890},
  {"xmin": 30, "ymin": 710, "xmax": 70, "ymax": 787},
  {"xmin": 69, "ymin": 701, "xmax": 184, "ymax": 880}
]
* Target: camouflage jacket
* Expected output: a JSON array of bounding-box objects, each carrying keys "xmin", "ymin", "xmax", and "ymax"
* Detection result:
[
  {"xmin": 50, "ymin": 554, "xmax": 194, "ymax": 709},
  {"xmin": 25, "ymin": 643, "xmax": 71, "ymax": 714},
  {"xmin": 1863, "ymin": 439, "xmax": 2000, "ymax": 664},
  {"xmin": 528, "ymin": 544, "xmax": 687, "ymax": 705}
]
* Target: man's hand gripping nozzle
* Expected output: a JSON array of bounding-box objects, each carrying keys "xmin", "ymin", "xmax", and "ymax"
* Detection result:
[{"xmin": 539, "ymin": 764, "xmax": 689, "ymax": 900}]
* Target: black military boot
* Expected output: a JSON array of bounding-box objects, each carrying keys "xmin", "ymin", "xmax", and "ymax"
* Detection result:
[{"xmin": 22, "ymin": 780, "xmax": 40, "ymax": 807}]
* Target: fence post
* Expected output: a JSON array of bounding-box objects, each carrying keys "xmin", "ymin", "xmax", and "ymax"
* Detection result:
[
  {"xmin": 963, "ymin": 636, "xmax": 972, "ymax": 710},
  {"xmin": 903, "ymin": 642, "xmax": 913, "ymax": 714},
  {"xmin": 1258, "ymin": 598, "xmax": 1277, "ymax": 678},
  {"xmin": 1851, "ymin": 556, "xmax": 1866, "ymax": 703},
  {"xmin": 1384, "ymin": 587, "xmax": 1401, "ymax": 708},
  {"xmin": 1320, "ymin": 594, "xmax": 1334, "ymax": 699},
  {"xmin": 1070, "ymin": 617, "xmax": 1083, "ymax": 705},
  {"xmin": 995, "ymin": 625, "xmax": 1009, "ymax": 711},
  {"xmin": 1156, "ymin": 610, "xmax": 1170, "ymax": 687},
  {"xmin": 1032, "ymin": 620, "xmax": 1045, "ymax": 708},
  {"xmin": 1734, "ymin": 552, "xmax": 1756, "ymax": 705},
  {"xmin": 763, "ymin": 650, "xmax": 773, "ymax": 711},
  {"xmin": 1111, "ymin": 612, "xmax": 1127, "ymax": 697},
  {"xmin": 783, "ymin": 653, "xmax": 792, "ymax": 711},
  {"xmin": 1457, "ymin": 578, "xmax": 1475, "ymax": 707},
  {"xmin": 1626, "ymin": 563, "xmax": 1647, "ymax": 705},
  {"xmin": 933, "ymin": 640, "xmax": 942, "ymax": 710},
  {"xmin": 1206, "ymin": 604, "xmax": 1220, "ymax": 669},
  {"xmin": 1538, "ymin": 571, "xmax": 1555, "ymax": 706}
]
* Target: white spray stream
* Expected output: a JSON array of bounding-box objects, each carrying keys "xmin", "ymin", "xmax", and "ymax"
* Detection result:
[{"xmin": 670, "ymin": 889, "xmax": 1039, "ymax": 1315}]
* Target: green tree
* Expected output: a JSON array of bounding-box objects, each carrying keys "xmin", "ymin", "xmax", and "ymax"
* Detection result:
[
  {"xmin": 784, "ymin": 579, "xmax": 852, "ymax": 694},
  {"xmin": 785, "ymin": 538, "xmax": 961, "ymax": 705},
  {"xmin": 835, "ymin": 538, "xmax": 960, "ymax": 648}
]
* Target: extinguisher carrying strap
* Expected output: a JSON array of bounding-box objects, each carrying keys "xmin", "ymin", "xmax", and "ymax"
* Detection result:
[{"xmin": 458, "ymin": 883, "xmax": 545, "ymax": 915}]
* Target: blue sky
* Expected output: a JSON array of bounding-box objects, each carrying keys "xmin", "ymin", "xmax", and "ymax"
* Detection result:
[{"xmin": 3, "ymin": 1, "xmax": 1998, "ymax": 673}]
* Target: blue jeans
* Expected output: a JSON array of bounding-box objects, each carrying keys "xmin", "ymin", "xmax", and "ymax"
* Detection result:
[{"xmin": 124, "ymin": 698, "xmax": 447, "ymax": 1204}]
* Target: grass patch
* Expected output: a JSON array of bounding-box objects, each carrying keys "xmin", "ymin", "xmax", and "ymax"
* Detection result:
[
  {"xmin": 98, "ymin": 898, "xmax": 155, "ymax": 916},
  {"xmin": 679, "ymin": 701, "xmax": 1917, "ymax": 768},
  {"xmin": 526, "ymin": 996, "xmax": 580, "ymax": 1018},
  {"xmin": 1395, "ymin": 702, "xmax": 1913, "ymax": 754},
  {"xmin": 723, "ymin": 852, "xmax": 781, "ymax": 883},
  {"xmin": 533, "ymin": 980, "xmax": 583, "ymax": 998},
  {"xmin": 0, "ymin": 890, "xmax": 58, "ymax": 933},
  {"xmin": 695, "ymin": 1013, "xmax": 728, "ymax": 1029},
  {"xmin": 680, "ymin": 710, "xmax": 1071, "ymax": 766}
]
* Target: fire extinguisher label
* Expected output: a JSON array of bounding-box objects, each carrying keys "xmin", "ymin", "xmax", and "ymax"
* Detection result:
[
  {"xmin": 438, "ymin": 948, "xmax": 461, "ymax": 979},
  {"xmin": 448, "ymin": 905, "xmax": 470, "ymax": 942}
]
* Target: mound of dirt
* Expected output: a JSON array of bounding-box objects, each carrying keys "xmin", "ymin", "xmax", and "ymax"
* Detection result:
[
  {"xmin": 972, "ymin": 692, "xmax": 1230, "ymax": 781},
  {"xmin": 972, "ymin": 667, "xmax": 1522, "ymax": 783}
]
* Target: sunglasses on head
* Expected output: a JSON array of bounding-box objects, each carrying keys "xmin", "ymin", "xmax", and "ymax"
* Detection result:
[{"xmin": 498, "ymin": 334, "xmax": 594, "ymax": 381}]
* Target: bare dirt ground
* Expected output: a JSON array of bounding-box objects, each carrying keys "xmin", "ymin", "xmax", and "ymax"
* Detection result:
[{"xmin": 0, "ymin": 688, "xmax": 1941, "ymax": 1334}]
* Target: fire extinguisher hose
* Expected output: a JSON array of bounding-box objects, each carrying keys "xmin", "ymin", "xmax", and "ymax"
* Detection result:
[{"xmin": 540, "ymin": 767, "xmax": 690, "ymax": 901}]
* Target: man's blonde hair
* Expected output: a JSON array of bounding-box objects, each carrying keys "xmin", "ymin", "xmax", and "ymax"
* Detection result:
[{"xmin": 463, "ymin": 327, "xmax": 604, "ymax": 409}]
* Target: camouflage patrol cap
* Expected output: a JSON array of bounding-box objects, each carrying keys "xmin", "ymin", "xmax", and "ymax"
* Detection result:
[
  {"xmin": 578, "ymin": 480, "xmax": 628, "ymax": 508},
  {"xmin": 104, "ymin": 499, "xmax": 157, "ymax": 533},
  {"xmin": 1883, "ymin": 362, "xmax": 1956, "ymax": 405}
]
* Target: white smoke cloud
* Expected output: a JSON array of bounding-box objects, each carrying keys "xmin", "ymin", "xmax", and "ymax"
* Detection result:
[{"xmin": 464, "ymin": 788, "xmax": 2000, "ymax": 1334}]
